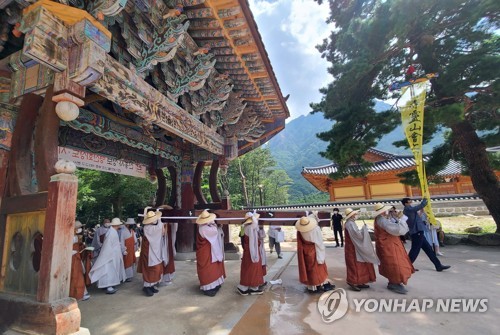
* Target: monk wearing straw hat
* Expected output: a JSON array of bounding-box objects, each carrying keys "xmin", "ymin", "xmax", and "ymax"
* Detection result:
[
  {"xmin": 296, "ymin": 214, "xmax": 335, "ymax": 293},
  {"xmin": 343, "ymin": 208, "xmax": 379, "ymax": 291},
  {"xmin": 158, "ymin": 205, "xmax": 177, "ymax": 287},
  {"xmin": 196, "ymin": 210, "xmax": 226, "ymax": 297},
  {"xmin": 237, "ymin": 212, "xmax": 265, "ymax": 296},
  {"xmin": 138, "ymin": 210, "xmax": 164, "ymax": 297},
  {"xmin": 70, "ymin": 220, "xmax": 91, "ymax": 301},
  {"xmin": 373, "ymin": 203, "xmax": 414, "ymax": 294}
]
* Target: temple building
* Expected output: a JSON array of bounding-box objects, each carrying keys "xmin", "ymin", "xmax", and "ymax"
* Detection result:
[
  {"xmin": 301, "ymin": 148, "xmax": 500, "ymax": 201},
  {"xmin": 0, "ymin": 0, "xmax": 289, "ymax": 333}
]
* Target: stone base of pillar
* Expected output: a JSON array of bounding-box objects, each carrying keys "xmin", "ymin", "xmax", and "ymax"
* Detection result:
[
  {"xmin": 224, "ymin": 251, "xmax": 242, "ymax": 260},
  {"xmin": 174, "ymin": 252, "xmax": 197, "ymax": 261},
  {"xmin": 224, "ymin": 242, "xmax": 241, "ymax": 260},
  {"xmin": 0, "ymin": 293, "xmax": 82, "ymax": 335}
]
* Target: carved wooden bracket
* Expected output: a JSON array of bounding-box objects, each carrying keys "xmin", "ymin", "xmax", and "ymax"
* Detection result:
[
  {"xmin": 91, "ymin": 55, "xmax": 224, "ymax": 155},
  {"xmin": 10, "ymin": 0, "xmax": 111, "ymax": 108}
]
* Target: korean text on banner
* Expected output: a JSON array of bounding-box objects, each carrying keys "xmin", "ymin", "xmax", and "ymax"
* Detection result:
[{"xmin": 399, "ymin": 82, "xmax": 436, "ymax": 225}]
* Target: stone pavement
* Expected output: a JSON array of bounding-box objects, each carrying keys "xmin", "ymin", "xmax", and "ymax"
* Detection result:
[{"xmin": 80, "ymin": 243, "xmax": 500, "ymax": 335}]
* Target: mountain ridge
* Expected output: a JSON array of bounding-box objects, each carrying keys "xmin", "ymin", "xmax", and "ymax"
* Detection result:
[{"xmin": 267, "ymin": 101, "xmax": 444, "ymax": 203}]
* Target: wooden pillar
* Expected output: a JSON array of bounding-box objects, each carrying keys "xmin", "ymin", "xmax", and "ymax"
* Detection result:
[
  {"xmin": 7, "ymin": 94, "xmax": 44, "ymax": 196},
  {"xmin": 37, "ymin": 172, "xmax": 78, "ymax": 303},
  {"xmin": 363, "ymin": 177, "xmax": 371, "ymax": 199},
  {"xmin": 329, "ymin": 183, "xmax": 336, "ymax": 202},
  {"xmin": 209, "ymin": 160, "xmax": 221, "ymax": 203},
  {"xmin": 405, "ymin": 184, "xmax": 413, "ymax": 197},
  {"xmin": 193, "ymin": 162, "xmax": 207, "ymax": 205},
  {"xmin": 155, "ymin": 168, "xmax": 167, "ymax": 207},
  {"xmin": 454, "ymin": 177, "xmax": 462, "ymax": 194},
  {"xmin": 177, "ymin": 159, "xmax": 195, "ymax": 253},
  {"xmin": 34, "ymin": 86, "xmax": 58, "ymax": 192},
  {"xmin": 167, "ymin": 166, "xmax": 177, "ymax": 208}
]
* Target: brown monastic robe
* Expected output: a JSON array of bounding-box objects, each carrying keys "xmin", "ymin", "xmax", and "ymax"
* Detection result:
[
  {"xmin": 374, "ymin": 220, "xmax": 414, "ymax": 284},
  {"xmin": 69, "ymin": 242, "xmax": 85, "ymax": 300},
  {"xmin": 196, "ymin": 232, "xmax": 226, "ymax": 286},
  {"xmin": 240, "ymin": 235, "xmax": 264, "ymax": 287},
  {"xmin": 344, "ymin": 229, "xmax": 376, "ymax": 285},
  {"xmin": 163, "ymin": 224, "xmax": 175, "ymax": 276},
  {"xmin": 123, "ymin": 235, "xmax": 136, "ymax": 269},
  {"xmin": 297, "ymin": 232, "xmax": 329, "ymax": 286},
  {"xmin": 137, "ymin": 235, "xmax": 163, "ymax": 283}
]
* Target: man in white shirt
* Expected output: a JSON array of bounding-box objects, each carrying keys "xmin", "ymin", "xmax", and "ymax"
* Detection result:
[{"xmin": 268, "ymin": 225, "xmax": 283, "ymax": 259}]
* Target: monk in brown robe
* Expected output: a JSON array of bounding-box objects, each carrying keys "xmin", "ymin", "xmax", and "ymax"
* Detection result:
[
  {"xmin": 120, "ymin": 218, "xmax": 138, "ymax": 282},
  {"xmin": 69, "ymin": 220, "xmax": 91, "ymax": 301},
  {"xmin": 374, "ymin": 203, "xmax": 415, "ymax": 294},
  {"xmin": 344, "ymin": 208, "xmax": 379, "ymax": 291},
  {"xmin": 237, "ymin": 213, "xmax": 264, "ymax": 296},
  {"xmin": 196, "ymin": 210, "xmax": 226, "ymax": 297},
  {"xmin": 153, "ymin": 204, "xmax": 177, "ymax": 287},
  {"xmin": 138, "ymin": 210, "xmax": 164, "ymax": 297},
  {"xmin": 296, "ymin": 215, "xmax": 335, "ymax": 293}
]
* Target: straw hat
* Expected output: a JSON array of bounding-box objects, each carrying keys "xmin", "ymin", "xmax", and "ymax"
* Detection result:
[
  {"xmin": 75, "ymin": 220, "xmax": 83, "ymax": 229},
  {"xmin": 196, "ymin": 210, "xmax": 216, "ymax": 225},
  {"xmin": 374, "ymin": 203, "xmax": 392, "ymax": 216},
  {"xmin": 125, "ymin": 218, "xmax": 136, "ymax": 225},
  {"xmin": 110, "ymin": 218, "xmax": 123, "ymax": 226},
  {"xmin": 344, "ymin": 208, "xmax": 359, "ymax": 220},
  {"xmin": 295, "ymin": 215, "xmax": 318, "ymax": 233},
  {"xmin": 143, "ymin": 211, "xmax": 162, "ymax": 225},
  {"xmin": 243, "ymin": 212, "xmax": 260, "ymax": 224}
]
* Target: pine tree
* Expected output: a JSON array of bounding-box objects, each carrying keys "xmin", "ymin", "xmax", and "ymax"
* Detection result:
[{"xmin": 312, "ymin": 0, "xmax": 500, "ymax": 231}]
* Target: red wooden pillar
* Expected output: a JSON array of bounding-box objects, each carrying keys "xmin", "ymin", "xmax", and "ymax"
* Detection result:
[
  {"xmin": 405, "ymin": 184, "xmax": 413, "ymax": 197},
  {"xmin": 363, "ymin": 177, "xmax": 371, "ymax": 199},
  {"xmin": 37, "ymin": 173, "xmax": 78, "ymax": 303},
  {"xmin": 177, "ymin": 160, "xmax": 195, "ymax": 253}
]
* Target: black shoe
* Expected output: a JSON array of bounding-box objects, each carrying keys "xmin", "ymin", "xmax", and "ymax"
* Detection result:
[
  {"xmin": 307, "ymin": 288, "xmax": 321, "ymax": 294},
  {"xmin": 237, "ymin": 288, "xmax": 249, "ymax": 296},
  {"xmin": 347, "ymin": 282, "xmax": 361, "ymax": 292},
  {"xmin": 322, "ymin": 283, "xmax": 335, "ymax": 291},
  {"xmin": 341, "ymin": 244, "xmax": 344, "ymax": 248},
  {"xmin": 204, "ymin": 289, "xmax": 217, "ymax": 297},
  {"xmin": 151, "ymin": 286, "xmax": 159, "ymax": 293},
  {"xmin": 387, "ymin": 283, "xmax": 407, "ymax": 295},
  {"xmin": 143, "ymin": 287, "xmax": 154, "ymax": 297},
  {"xmin": 249, "ymin": 289, "xmax": 263, "ymax": 295},
  {"xmin": 437, "ymin": 265, "xmax": 451, "ymax": 272},
  {"xmin": 358, "ymin": 284, "xmax": 370, "ymax": 289},
  {"xmin": 278, "ymin": 255, "xmax": 283, "ymax": 259},
  {"xmin": 214, "ymin": 285, "xmax": 221, "ymax": 292},
  {"xmin": 335, "ymin": 245, "xmax": 339, "ymax": 248}
]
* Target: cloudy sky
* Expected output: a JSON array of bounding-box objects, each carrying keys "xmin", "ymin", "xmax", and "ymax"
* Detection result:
[{"xmin": 248, "ymin": 0, "xmax": 334, "ymax": 122}]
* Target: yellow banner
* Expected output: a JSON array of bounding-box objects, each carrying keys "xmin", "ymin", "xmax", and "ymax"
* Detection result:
[{"xmin": 400, "ymin": 82, "xmax": 436, "ymax": 225}]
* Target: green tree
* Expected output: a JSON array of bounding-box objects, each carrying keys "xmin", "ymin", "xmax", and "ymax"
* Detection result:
[
  {"xmin": 226, "ymin": 147, "xmax": 292, "ymax": 208},
  {"xmin": 76, "ymin": 169, "xmax": 157, "ymax": 226},
  {"xmin": 312, "ymin": 0, "xmax": 500, "ymax": 232}
]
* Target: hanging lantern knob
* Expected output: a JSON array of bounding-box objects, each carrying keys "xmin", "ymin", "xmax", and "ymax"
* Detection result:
[{"xmin": 55, "ymin": 101, "xmax": 79, "ymax": 121}]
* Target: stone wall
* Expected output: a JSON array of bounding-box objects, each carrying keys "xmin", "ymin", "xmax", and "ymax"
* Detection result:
[{"xmin": 356, "ymin": 199, "xmax": 490, "ymax": 219}]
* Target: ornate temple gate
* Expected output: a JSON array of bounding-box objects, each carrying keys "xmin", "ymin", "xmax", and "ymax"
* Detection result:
[{"xmin": 0, "ymin": 0, "xmax": 290, "ymax": 333}]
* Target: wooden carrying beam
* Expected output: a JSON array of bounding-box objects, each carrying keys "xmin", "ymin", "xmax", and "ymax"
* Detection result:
[{"xmin": 158, "ymin": 209, "xmax": 331, "ymax": 227}]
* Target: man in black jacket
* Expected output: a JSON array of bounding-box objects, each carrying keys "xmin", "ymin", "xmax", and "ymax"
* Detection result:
[
  {"xmin": 331, "ymin": 208, "xmax": 344, "ymax": 247},
  {"xmin": 402, "ymin": 198, "xmax": 450, "ymax": 272}
]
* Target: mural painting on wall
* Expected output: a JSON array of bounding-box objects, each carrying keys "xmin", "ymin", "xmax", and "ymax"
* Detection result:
[{"xmin": 0, "ymin": 103, "xmax": 17, "ymax": 151}]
